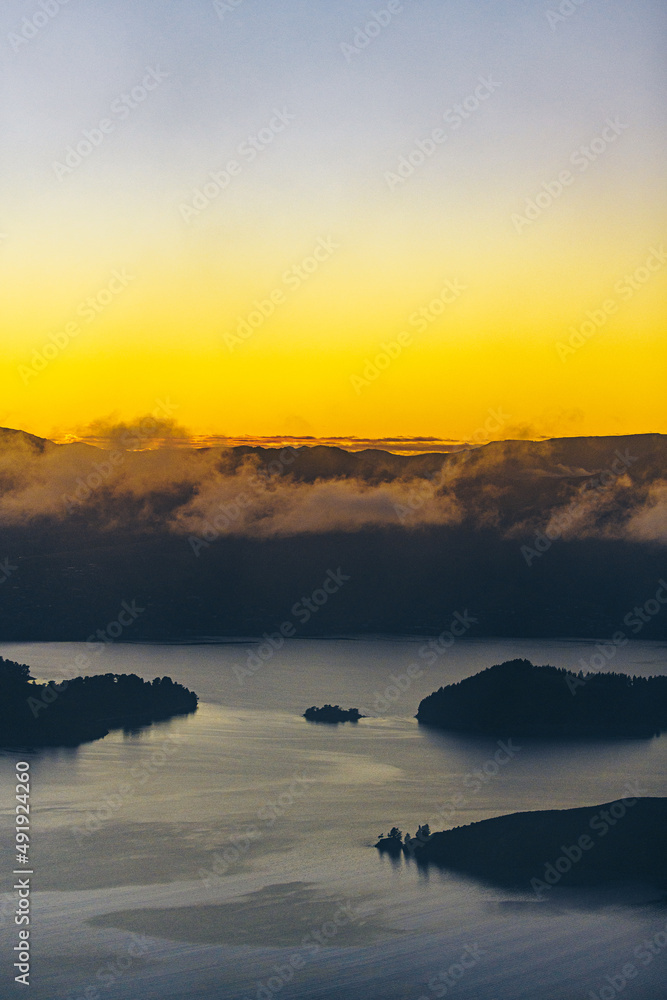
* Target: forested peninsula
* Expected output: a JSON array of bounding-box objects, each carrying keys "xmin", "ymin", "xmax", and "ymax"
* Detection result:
[
  {"xmin": 0, "ymin": 656, "xmax": 198, "ymax": 747},
  {"xmin": 416, "ymin": 659, "xmax": 667, "ymax": 737}
]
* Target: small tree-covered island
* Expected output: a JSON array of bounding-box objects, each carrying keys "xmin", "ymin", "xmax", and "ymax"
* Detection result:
[
  {"xmin": 416, "ymin": 659, "xmax": 667, "ymax": 737},
  {"xmin": 0, "ymin": 656, "xmax": 198, "ymax": 747},
  {"xmin": 303, "ymin": 705, "xmax": 365, "ymax": 723},
  {"xmin": 375, "ymin": 798, "xmax": 667, "ymax": 892}
]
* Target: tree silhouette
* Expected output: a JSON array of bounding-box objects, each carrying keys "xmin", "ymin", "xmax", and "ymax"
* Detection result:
[
  {"xmin": 416, "ymin": 659, "xmax": 667, "ymax": 737},
  {"xmin": 0, "ymin": 663, "xmax": 198, "ymax": 747}
]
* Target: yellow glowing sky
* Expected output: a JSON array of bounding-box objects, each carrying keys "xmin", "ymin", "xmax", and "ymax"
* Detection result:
[{"xmin": 2, "ymin": 0, "xmax": 665, "ymax": 444}]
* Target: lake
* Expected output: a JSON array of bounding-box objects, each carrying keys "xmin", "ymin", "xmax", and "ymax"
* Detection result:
[{"xmin": 1, "ymin": 637, "xmax": 666, "ymax": 1000}]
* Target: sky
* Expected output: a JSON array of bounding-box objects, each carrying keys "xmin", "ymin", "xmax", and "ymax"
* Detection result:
[{"xmin": 1, "ymin": 0, "xmax": 665, "ymax": 445}]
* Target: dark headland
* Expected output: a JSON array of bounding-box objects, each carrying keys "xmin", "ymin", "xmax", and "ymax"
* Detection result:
[
  {"xmin": 303, "ymin": 704, "xmax": 365, "ymax": 723},
  {"xmin": 416, "ymin": 659, "xmax": 667, "ymax": 737},
  {"xmin": 0, "ymin": 656, "xmax": 198, "ymax": 747},
  {"xmin": 376, "ymin": 798, "xmax": 667, "ymax": 892}
]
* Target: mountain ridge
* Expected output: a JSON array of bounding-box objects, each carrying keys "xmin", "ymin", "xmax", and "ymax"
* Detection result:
[{"xmin": 0, "ymin": 430, "xmax": 664, "ymax": 640}]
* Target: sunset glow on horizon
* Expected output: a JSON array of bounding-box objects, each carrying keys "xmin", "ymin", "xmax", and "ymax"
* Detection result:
[{"xmin": 1, "ymin": 0, "xmax": 665, "ymax": 444}]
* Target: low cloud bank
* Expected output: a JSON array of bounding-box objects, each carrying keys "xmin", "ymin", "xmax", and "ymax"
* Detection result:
[{"xmin": 0, "ymin": 426, "xmax": 664, "ymax": 544}]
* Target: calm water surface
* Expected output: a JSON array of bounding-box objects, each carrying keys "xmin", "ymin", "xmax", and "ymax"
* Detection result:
[{"xmin": 1, "ymin": 637, "xmax": 666, "ymax": 1000}]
